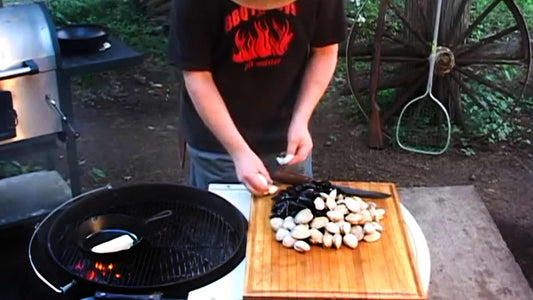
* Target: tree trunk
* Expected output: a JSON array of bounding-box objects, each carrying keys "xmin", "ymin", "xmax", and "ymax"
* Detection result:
[{"xmin": 404, "ymin": 0, "xmax": 471, "ymax": 125}]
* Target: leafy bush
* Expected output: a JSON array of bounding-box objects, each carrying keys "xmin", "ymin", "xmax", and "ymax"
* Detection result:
[
  {"xmin": 0, "ymin": 161, "xmax": 43, "ymax": 179},
  {"xmin": 46, "ymin": 0, "xmax": 167, "ymax": 56}
]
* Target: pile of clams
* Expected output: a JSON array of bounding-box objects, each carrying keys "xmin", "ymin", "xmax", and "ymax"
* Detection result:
[{"xmin": 270, "ymin": 181, "xmax": 386, "ymax": 253}]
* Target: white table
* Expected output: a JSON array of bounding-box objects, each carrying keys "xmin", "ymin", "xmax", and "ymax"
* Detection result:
[{"xmin": 188, "ymin": 184, "xmax": 431, "ymax": 300}]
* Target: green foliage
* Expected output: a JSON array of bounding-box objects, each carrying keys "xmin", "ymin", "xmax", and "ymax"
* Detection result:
[
  {"xmin": 0, "ymin": 160, "xmax": 43, "ymax": 179},
  {"xmin": 89, "ymin": 167, "xmax": 107, "ymax": 180},
  {"xmin": 346, "ymin": 0, "xmax": 380, "ymax": 39},
  {"xmin": 46, "ymin": 0, "xmax": 166, "ymax": 57}
]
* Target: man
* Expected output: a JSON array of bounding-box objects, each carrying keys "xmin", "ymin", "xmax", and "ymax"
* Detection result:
[{"xmin": 168, "ymin": 0, "xmax": 346, "ymax": 195}]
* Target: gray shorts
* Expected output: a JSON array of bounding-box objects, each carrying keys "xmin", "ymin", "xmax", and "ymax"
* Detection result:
[{"xmin": 187, "ymin": 145, "xmax": 313, "ymax": 190}]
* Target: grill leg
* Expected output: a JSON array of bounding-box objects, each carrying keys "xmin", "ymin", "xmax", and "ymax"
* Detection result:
[{"xmin": 57, "ymin": 72, "xmax": 82, "ymax": 196}]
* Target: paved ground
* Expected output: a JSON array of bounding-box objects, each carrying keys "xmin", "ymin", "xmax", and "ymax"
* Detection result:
[{"xmin": 400, "ymin": 185, "xmax": 533, "ymax": 300}]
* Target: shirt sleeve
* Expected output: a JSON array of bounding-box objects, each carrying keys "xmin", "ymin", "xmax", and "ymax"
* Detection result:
[
  {"xmin": 310, "ymin": 0, "xmax": 347, "ymax": 47},
  {"xmin": 167, "ymin": 0, "xmax": 214, "ymax": 71}
]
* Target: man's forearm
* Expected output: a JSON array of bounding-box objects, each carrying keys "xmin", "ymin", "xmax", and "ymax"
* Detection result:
[
  {"xmin": 292, "ymin": 44, "xmax": 339, "ymax": 125},
  {"xmin": 183, "ymin": 71, "xmax": 251, "ymax": 157}
]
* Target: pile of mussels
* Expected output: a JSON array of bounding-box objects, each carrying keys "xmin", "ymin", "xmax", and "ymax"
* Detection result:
[{"xmin": 270, "ymin": 181, "xmax": 386, "ymax": 253}]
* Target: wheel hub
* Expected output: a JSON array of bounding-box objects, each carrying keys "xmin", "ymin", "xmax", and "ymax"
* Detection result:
[{"xmin": 435, "ymin": 46, "xmax": 455, "ymax": 75}]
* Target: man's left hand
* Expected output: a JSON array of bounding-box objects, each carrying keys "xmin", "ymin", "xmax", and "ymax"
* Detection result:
[{"xmin": 285, "ymin": 120, "xmax": 313, "ymax": 165}]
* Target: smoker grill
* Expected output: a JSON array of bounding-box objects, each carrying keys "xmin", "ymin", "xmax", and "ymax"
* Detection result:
[
  {"xmin": 30, "ymin": 184, "xmax": 248, "ymax": 299},
  {"xmin": 0, "ymin": 3, "xmax": 63, "ymax": 143},
  {"xmin": 0, "ymin": 1, "xmax": 143, "ymax": 211}
]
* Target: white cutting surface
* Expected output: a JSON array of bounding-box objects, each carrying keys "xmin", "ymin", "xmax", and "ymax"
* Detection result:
[{"xmin": 188, "ymin": 184, "xmax": 430, "ymax": 300}]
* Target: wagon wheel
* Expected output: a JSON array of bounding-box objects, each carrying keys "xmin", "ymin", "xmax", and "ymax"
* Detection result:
[{"xmin": 346, "ymin": 0, "xmax": 531, "ymax": 147}]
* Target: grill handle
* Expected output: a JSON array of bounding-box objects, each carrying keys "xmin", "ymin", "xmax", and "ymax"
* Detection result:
[
  {"xmin": 28, "ymin": 185, "xmax": 113, "ymax": 294},
  {"xmin": 94, "ymin": 292, "xmax": 163, "ymax": 300},
  {"xmin": 0, "ymin": 60, "xmax": 38, "ymax": 81},
  {"xmin": 45, "ymin": 95, "xmax": 80, "ymax": 138}
]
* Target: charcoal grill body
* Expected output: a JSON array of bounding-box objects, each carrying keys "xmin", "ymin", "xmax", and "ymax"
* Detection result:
[{"xmin": 31, "ymin": 184, "xmax": 248, "ymax": 299}]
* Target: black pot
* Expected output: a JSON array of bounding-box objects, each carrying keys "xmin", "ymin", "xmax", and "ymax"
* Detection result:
[{"xmin": 57, "ymin": 24, "xmax": 109, "ymax": 55}]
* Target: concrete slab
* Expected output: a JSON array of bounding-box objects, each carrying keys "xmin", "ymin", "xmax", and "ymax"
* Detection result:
[
  {"xmin": 399, "ymin": 185, "xmax": 533, "ymax": 300},
  {"xmin": 0, "ymin": 170, "xmax": 71, "ymax": 227}
]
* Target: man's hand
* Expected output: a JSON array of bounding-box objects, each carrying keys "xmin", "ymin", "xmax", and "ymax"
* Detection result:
[
  {"xmin": 184, "ymin": 71, "xmax": 272, "ymax": 194},
  {"xmin": 286, "ymin": 120, "xmax": 313, "ymax": 165},
  {"xmin": 232, "ymin": 149, "xmax": 273, "ymax": 195},
  {"xmin": 284, "ymin": 43, "xmax": 339, "ymax": 165}
]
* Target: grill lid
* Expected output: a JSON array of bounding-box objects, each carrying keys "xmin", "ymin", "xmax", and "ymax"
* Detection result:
[{"xmin": 0, "ymin": 3, "xmax": 58, "ymax": 72}]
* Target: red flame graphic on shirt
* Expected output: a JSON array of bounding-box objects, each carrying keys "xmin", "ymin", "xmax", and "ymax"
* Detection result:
[{"xmin": 233, "ymin": 19, "xmax": 293, "ymax": 63}]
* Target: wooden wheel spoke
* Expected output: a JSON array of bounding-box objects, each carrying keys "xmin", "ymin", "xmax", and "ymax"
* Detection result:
[
  {"xmin": 451, "ymin": 0, "xmax": 503, "ymax": 47},
  {"xmin": 382, "ymin": 32, "xmax": 427, "ymax": 57},
  {"xmin": 350, "ymin": 56, "xmax": 426, "ymax": 63},
  {"xmin": 449, "ymin": 71, "xmax": 490, "ymax": 110},
  {"xmin": 348, "ymin": 65, "xmax": 426, "ymax": 94},
  {"xmin": 378, "ymin": 65, "xmax": 426, "ymax": 90},
  {"xmin": 456, "ymin": 58, "xmax": 523, "ymax": 65},
  {"xmin": 388, "ymin": 2, "xmax": 430, "ymax": 51},
  {"xmin": 350, "ymin": 40, "xmax": 427, "ymax": 58},
  {"xmin": 454, "ymin": 66, "xmax": 517, "ymax": 100},
  {"xmin": 455, "ymin": 25, "xmax": 519, "ymax": 57}
]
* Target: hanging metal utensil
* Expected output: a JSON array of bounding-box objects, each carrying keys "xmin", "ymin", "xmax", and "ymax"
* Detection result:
[{"xmin": 395, "ymin": 0, "xmax": 451, "ymax": 155}]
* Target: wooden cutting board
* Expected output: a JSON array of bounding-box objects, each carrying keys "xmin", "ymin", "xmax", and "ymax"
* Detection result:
[{"xmin": 244, "ymin": 182, "xmax": 426, "ymax": 299}]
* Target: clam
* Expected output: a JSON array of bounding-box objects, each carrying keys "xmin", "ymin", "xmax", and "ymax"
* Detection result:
[
  {"xmin": 270, "ymin": 217, "xmax": 283, "ymax": 232},
  {"xmin": 372, "ymin": 222, "xmax": 384, "ymax": 233},
  {"xmin": 357, "ymin": 197, "xmax": 369, "ymax": 210},
  {"xmin": 314, "ymin": 197, "xmax": 326, "ymax": 210},
  {"xmin": 364, "ymin": 232, "xmax": 381, "ymax": 242},
  {"xmin": 325, "ymin": 222, "xmax": 340, "ymax": 234},
  {"xmin": 343, "ymin": 234, "xmax": 359, "ymax": 249},
  {"xmin": 374, "ymin": 208, "xmax": 386, "ymax": 221},
  {"xmin": 323, "ymin": 232, "xmax": 333, "ymax": 248},
  {"xmin": 294, "ymin": 208, "xmax": 313, "ymax": 224},
  {"xmin": 334, "ymin": 204, "xmax": 349, "ymax": 216},
  {"xmin": 282, "ymin": 216, "xmax": 296, "ymax": 230},
  {"xmin": 294, "ymin": 240, "xmax": 311, "ymax": 252},
  {"xmin": 326, "ymin": 210, "xmax": 343, "ymax": 222},
  {"xmin": 360, "ymin": 210, "xmax": 373, "ymax": 224},
  {"xmin": 326, "ymin": 196, "xmax": 337, "ymax": 210},
  {"xmin": 350, "ymin": 225, "xmax": 365, "ymax": 241},
  {"xmin": 309, "ymin": 228, "xmax": 324, "ymax": 244},
  {"xmin": 344, "ymin": 197, "xmax": 361, "ymax": 213},
  {"xmin": 338, "ymin": 221, "xmax": 351, "ymax": 235},
  {"xmin": 282, "ymin": 236, "xmax": 296, "ymax": 248},
  {"xmin": 310, "ymin": 216, "xmax": 329, "ymax": 229},
  {"xmin": 364, "ymin": 222, "xmax": 376, "ymax": 234},
  {"xmin": 345, "ymin": 213, "xmax": 363, "ymax": 225},
  {"xmin": 291, "ymin": 224, "xmax": 311, "ymax": 240},
  {"xmin": 275, "ymin": 228, "xmax": 290, "ymax": 241},
  {"xmin": 333, "ymin": 234, "xmax": 342, "ymax": 249}
]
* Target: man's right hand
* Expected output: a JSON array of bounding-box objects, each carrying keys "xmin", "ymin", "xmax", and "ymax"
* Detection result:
[
  {"xmin": 232, "ymin": 149, "xmax": 272, "ymax": 196},
  {"xmin": 184, "ymin": 71, "xmax": 272, "ymax": 194}
]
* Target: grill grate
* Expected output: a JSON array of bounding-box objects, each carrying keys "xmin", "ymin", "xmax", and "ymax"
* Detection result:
[{"xmin": 49, "ymin": 200, "xmax": 239, "ymax": 288}]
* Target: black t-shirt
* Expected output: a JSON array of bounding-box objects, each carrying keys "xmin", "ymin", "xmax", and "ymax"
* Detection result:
[{"xmin": 168, "ymin": 0, "xmax": 346, "ymax": 154}]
